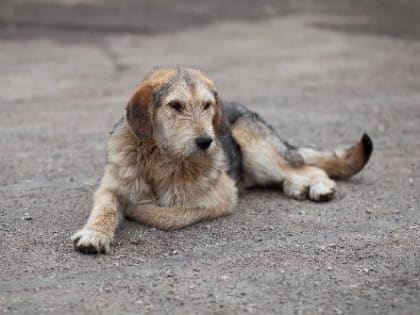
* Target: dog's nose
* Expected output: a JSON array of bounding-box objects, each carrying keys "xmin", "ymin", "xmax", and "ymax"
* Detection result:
[{"xmin": 195, "ymin": 136, "xmax": 213, "ymax": 150}]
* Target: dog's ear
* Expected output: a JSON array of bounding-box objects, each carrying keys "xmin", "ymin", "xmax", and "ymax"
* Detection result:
[
  {"xmin": 126, "ymin": 84, "xmax": 153, "ymax": 141},
  {"xmin": 213, "ymin": 90, "xmax": 227, "ymax": 135}
]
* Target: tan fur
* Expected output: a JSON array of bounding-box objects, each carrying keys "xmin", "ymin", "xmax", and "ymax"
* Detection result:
[
  {"xmin": 72, "ymin": 68, "xmax": 237, "ymax": 254},
  {"xmin": 297, "ymin": 135, "xmax": 372, "ymax": 179},
  {"xmin": 72, "ymin": 67, "xmax": 372, "ymax": 254},
  {"xmin": 231, "ymin": 120, "xmax": 336, "ymax": 201}
]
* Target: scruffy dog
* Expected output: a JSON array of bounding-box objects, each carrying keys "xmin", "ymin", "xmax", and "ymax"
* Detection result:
[{"xmin": 72, "ymin": 67, "xmax": 373, "ymax": 254}]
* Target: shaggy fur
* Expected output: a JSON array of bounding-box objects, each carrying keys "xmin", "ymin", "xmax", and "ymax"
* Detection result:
[{"xmin": 72, "ymin": 67, "xmax": 373, "ymax": 254}]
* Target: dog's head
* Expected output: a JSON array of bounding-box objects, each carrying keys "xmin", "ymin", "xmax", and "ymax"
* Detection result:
[{"xmin": 126, "ymin": 67, "xmax": 224, "ymax": 157}]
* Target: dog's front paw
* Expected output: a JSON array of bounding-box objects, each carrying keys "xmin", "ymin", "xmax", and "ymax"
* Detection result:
[{"xmin": 71, "ymin": 229, "xmax": 112, "ymax": 254}]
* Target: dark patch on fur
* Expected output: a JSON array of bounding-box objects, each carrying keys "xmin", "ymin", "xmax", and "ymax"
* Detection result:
[
  {"xmin": 222, "ymin": 102, "xmax": 249, "ymax": 124},
  {"xmin": 283, "ymin": 141, "xmax": 305, "ymax": 166},
  {"xmin": 219, "ymin": 127, "xmax": 243, "ymax": 182},
  {"xmin": 362, "ymin": 133, "xmax": 373, "ymax": 163},
  {"xmin": 219, "ymin": 102, "xmax": 249, "ymax": 182},
  {"xmin": 178, "ymin": 68, "xmax": 195, "ymax": 90},
  {"xmin": 153, "ymin": 82, "xmax": 171, "ymax": 108},
  {"xmin": 284, "ymin": 149, "xmax": 305, "ymax": 166},
  {"xmin": 224, "ymin": 102, "xmax": 282, "ymax": 141},
  {"xmin": 152, "ymin": 69, "xmax": 195, "ymax": 108}
]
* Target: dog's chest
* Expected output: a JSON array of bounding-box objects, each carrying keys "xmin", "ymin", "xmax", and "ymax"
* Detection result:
[{"xmin": 150, "ymin": 158, "xmax": 220, "ymax": 207}]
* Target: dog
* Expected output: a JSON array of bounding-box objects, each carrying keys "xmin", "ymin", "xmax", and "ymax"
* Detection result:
[{"xmin": 72, "ymin": 67, "xmax": 373, "ymax": 254}]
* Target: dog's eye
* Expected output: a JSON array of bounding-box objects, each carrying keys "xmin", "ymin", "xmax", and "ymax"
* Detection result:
[
  {"xmin": 168, "ymin": 101, "xmax": 183, "ymax": 113},
  {"xmin": 204, "ymin": 102, "xmax": 212, "ymax": 110}
]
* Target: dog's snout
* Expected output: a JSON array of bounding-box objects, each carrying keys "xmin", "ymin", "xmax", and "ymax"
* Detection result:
[{"xmin": 195, "ymin": 136, "xmax": 213, "ymax": 150}]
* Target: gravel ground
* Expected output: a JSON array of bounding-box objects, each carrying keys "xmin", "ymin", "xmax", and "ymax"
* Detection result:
[{"xmin": 0, "ymin": 1, "xmax": 419, "ymax": 314}]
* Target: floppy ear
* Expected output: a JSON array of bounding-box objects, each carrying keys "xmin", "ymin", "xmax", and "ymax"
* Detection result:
[
  {"xmin": 213, "ymin": 91, "xmax": 227, "ymax": 135},
  {"xmin": 126, "ymin": 84, "xmax": 153, "ymax": 141}
]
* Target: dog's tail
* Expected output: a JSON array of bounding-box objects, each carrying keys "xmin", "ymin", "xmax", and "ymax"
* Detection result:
[{"xmin": 290, "ymin": 133, "xmax": 373, "ymax": 179}]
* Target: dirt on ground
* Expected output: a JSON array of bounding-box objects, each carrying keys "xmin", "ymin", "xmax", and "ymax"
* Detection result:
[{"xmin": 0, "ymin": 1, "xmax": 419, "ymax": 314}]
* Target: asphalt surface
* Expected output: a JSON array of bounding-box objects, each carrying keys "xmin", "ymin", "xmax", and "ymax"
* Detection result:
[{"xmin": 1, "ymin": 1, "xmax": 420, "ymax": 314}]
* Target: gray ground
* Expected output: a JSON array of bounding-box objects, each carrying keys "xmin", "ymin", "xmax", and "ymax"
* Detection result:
[{"xmin": 1, "ymin": 1, "xmax": 420, "ymax": 314}]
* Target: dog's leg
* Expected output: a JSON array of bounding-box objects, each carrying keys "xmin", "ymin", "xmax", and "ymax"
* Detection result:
[
  {"xmin": 282, "ymin": 166, "xmax": 336, "ymax": 201},
  {"xmin": 230, "ymin": 112, "xmax": 336, "ymax": 201},
  {"xmin": 290, "ymin": 133, "xmax": 373, "ymax": 179},
  {"xmin": 125, "ymin": 203, "xmax": 234, "ymax": 230},
  {"xmin": 126, "ymin": 171, "xmax": 237, "ymax": 230},
  {"xmin": 124, "ymin": 171, "xmax": 237, "ymax": 230},
  {"xmin": 71, "ymin": 171, "xmax": 124, "ymax": 254}
]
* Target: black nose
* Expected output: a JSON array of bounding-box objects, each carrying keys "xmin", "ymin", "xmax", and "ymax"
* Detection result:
[{"xmin": 195, "ymin": 136, "xmax": 213, "ymax": 150}]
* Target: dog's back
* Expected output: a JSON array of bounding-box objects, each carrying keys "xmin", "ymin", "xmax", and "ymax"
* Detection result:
[{"xmin": 222, "ymin": 101, "xmax": 372, "ymax": 188}]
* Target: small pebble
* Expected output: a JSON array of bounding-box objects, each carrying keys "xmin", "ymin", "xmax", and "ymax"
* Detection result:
[{"xmin": 21, "ymin": 214, "xmax": 32, "ymax": 221}]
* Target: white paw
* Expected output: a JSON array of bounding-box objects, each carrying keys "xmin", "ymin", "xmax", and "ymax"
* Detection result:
[
  {"xmin": 71, "ymin": 229, "xmax": 112, "ymax": 254},
  {"xmin": 309, "ymin": 179, "xmax": 336, "ymax": 201},
  {"xmin": 283, "ymin": 176, "xmax": 310, "ymax": 200}
]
